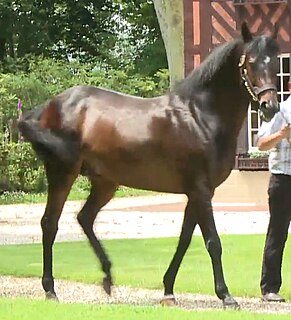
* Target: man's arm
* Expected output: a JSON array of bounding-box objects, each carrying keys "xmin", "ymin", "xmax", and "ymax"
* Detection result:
[{"xmin": 258, "ymin": 125, "xmax": 291, "ymax": 151}]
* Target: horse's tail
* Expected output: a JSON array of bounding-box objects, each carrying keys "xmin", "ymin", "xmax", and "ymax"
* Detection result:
[{"xmin": 18, "ymin": 101, "xmax": 81, "ymax": 167}]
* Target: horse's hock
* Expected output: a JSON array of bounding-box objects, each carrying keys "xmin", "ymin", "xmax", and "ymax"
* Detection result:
[{"xmin": 214, "ymin": 170, "xmax": 269, "ymax": 205}]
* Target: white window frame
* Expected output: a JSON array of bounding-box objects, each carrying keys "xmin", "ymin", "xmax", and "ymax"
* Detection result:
[
  {"xmin": 277, "ymin": 53, "xmax": 291, "ymax": 102},
  {"xmin": 247, "ymin": 53, "xmax": 290, "ymax": 151}
]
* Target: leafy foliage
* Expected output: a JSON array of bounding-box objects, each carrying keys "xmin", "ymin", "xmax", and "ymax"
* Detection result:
[
  {"xmin": 0, "ymin": 56, "xmax": 169, "ymax": 193},
  {"xmin": 248, "ymin": 151, "xmax": 270, "ymax": 158},
  {"xmin": 0, "ymin": 0, "xmax": 118, "ymax": 60},
  {"xmin": 0, "ymin": 56, "xmax": 169, "ymax": 119},
  {"xmin": 0, "ymin": 0, "xmax": 167, "ymax": 75},
  {"xmin": 0, "ymin": 136, "xmax": 46, "ymax": 193},
  {"xmin": 116, "ymin": 0, "xmax": 167, "ymax": 75}
]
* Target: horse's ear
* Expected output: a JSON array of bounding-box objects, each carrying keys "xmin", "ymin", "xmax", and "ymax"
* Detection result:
[
  {"xmin": 241, "ymin": 22, "xmax": 253, "ymax": 43},
  {"xmin": 272, "ymin": 23, "xmax": 279, "ymax": 39}
]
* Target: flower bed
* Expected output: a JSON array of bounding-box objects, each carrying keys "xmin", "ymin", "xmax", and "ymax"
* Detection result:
[{"xmin": 235, "ymin": 155, "xmax": 269, "ymax": 171}]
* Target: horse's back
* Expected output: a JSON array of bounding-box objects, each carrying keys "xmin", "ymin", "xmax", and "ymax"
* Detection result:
[{"xmin": 58, "ymin": 85, "xmax": 158, "ymax": 106}]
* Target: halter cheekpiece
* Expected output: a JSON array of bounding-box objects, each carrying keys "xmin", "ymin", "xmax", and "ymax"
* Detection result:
[{"xmin": 238, "ymin": 54, "xmax": 277, "ymax": 102}]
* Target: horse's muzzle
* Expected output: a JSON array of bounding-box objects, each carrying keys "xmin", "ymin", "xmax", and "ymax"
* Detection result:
[{"xmin": 259, "ymin": 100, "xmax": 280, "ymax": 122}]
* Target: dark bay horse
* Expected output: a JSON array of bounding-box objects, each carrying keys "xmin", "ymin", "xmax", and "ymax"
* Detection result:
[{"xmin": 18, "ymin": 23, "xmax": 280, "ymax": 308}]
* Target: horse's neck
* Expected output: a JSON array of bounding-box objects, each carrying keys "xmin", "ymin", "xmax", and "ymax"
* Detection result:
[
  {"xmin": 209, "ymin": 52, "xmax": 250, "ymax": 134},
  {"xmin": 217, "ymin": 94, "xmax": 250, "ymax": 135}
]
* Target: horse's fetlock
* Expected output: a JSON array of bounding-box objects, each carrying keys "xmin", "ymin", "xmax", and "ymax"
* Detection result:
[
  {"xmin": 216, "ymin": 285, "xmax": 228, "ymax": 300},
  {"xmin": 102, "ymin": 259, "xmax": 112, "ymax": 274},
  {"xmin": 163, "ymin": 272, "xmax": 175, "ymax": 295},
  {"xmin": 42, "ymin": 276, "xmax": 54, "ymax": 292}
]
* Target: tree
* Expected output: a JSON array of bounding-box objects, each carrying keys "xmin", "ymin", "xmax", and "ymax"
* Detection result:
[
  {"xmin": 0, "ymin": 0, "xmax": 168, "ymax": 76},
  {"xmin": 0, "ymin": 0, "xmax": 118, "ymax": 61},
  {"xmin": 115, "ymin": 0, "xmax": 167, "ymax": 75},
  {"xmin": 0, "ymin": 1, "xmax": 15, "ymax": 60},
  {"xmin": 152, "ymin": 0, "xmax": 184, "ymax": 86}
]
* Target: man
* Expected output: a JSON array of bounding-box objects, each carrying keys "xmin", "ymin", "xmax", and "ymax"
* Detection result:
[{"xmin": 257, "ymin": 75, "xmax": 291, "ymax": 302}]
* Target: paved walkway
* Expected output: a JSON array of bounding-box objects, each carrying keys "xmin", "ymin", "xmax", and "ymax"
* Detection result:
[{"xmin": 0, "ymin": 194, "xmax": 274, "ymax": 245}]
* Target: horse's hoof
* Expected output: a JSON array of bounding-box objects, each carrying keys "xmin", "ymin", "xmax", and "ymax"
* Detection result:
[
  {"xmin": 223, "ymin": 296, "xmax": 240, "ymax": 310},
  {"xmin": 102, "ymin": 276, "xmax": 113, "ymax": 296},
  {"xmin": 160, "ymin": 295, "xmax": 177, "ymax": 306},
  {"xmin": 45, "ymin": 291, "xmax": 59, "ymax": 301}
]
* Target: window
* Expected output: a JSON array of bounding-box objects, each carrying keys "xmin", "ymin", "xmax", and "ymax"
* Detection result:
[
  {"xmin": 247, "ymin": 54, "xmax": 290, "ymax": 150},
  {"xmin": 248, "ymin": 101, "xmax": 261, "ymax": 151},
  {"xmin": 277, "ymin": 54, "xmax": 291, "ymax": 103}
]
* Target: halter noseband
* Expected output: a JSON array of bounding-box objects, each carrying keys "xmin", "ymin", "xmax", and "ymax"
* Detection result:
[{"xmin": 238, "ymin": 54, "xmax": 277, "ymax": 102}]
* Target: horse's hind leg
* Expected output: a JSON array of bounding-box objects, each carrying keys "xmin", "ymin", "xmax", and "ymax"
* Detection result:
[
  {"xmin": 41, "ymin": 163, "xmax": 79, "ymax": 301},
  {"xmin": 77, "ymin": 176, "xmax": 117, "ymax": 295},
  {"xmin": 161, "ymin": 200, "xmax": 197, "ymax": 305}
]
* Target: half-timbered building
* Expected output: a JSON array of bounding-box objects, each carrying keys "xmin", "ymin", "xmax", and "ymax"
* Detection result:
[{"xmin": 183, "ymin": 0, "xmax": 291, "ymax": 168}]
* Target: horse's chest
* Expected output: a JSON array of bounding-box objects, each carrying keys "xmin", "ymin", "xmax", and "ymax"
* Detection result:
[{"xmin": 211, "ymin": 132, "xmax": 237, "ymax": 186}]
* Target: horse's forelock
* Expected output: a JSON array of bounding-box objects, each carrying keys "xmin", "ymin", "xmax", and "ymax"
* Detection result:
[{"xmin": 245, "ymin": 35, "xmax": 279, "ymax": 58}]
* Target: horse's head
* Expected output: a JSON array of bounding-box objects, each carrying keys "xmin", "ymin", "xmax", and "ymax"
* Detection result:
[{"xmin": 239, "ymin": 22, "xmax": 280, "ymax": 122}]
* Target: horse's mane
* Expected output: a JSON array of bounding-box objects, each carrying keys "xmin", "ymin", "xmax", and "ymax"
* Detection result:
[{"xmin": 174, "ymin": 38, "xmax": 243, "ymax": 98}]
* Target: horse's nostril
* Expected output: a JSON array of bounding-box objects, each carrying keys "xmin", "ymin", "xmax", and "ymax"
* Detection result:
[
  {"xmin": 268, "ymin": 100, "xmax": 280, "ymax": 112},
  {"xmin": 259, "ymin": 99, "xmax": 280, "ymax": 122},
  {"xmin": 260, "ymin": 101, "xmax": 267, "ymax": 109}
]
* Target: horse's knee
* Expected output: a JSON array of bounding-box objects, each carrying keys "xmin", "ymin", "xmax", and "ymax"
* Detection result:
[
  {"xmin": 205, "ymin": 238, "xmax": 222, "ymax": 257},
  {"xmin": 41, "ymin": 216, "xmax": 58, "ymax": 235}
]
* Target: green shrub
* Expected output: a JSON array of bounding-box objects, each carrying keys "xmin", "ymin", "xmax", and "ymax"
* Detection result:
[
  {"xmin": 249, "ymin": 150, "xmax": 270, "ymax": 158},
  {"xmin": 0, "ymin": 137, "xmax": 46, "ymax": 193}
]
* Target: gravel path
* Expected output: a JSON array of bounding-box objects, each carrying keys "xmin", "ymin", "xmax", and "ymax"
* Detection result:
[
  {"xmin": 1, "ymin": 275, "xmax": 291, "ymax": 314},
  {"xmin": 0, "ymin": 194, "xmax": 278, "ymax": 245}
]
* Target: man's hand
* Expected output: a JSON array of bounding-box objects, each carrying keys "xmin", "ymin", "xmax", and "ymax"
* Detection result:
[
  {"xmin": 279, "ymin": 124, "xmax": 291, "ymax": 140},
  {"xmin": 258, "ymin": 124, "xmax": 291, "ymax": 151}
]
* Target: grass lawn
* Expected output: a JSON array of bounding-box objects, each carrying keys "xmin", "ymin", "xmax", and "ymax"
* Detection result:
[
  {"xmin": 1, "ymin": 298, "xmax": 290, "ymax": 320},
  {"xmin": 0, "ymin": 185, "xmax": 156, "ymax": 205},
  {"xmin": 1, "ymin": 235, "xmax": 291, "ymax": 300}
]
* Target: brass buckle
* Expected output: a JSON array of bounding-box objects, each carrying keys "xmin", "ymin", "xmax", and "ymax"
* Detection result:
[{"xmin": 238, "ymin": 54, "xmax": 246, "ymax": 68}]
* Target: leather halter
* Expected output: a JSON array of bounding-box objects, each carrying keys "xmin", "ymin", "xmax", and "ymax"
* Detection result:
[{"xmin": 238, "ymin": 54, "xmax": 277, "ymax": 102}]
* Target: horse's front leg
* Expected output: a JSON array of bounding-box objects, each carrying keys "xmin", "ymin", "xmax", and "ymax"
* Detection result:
[
  {"xmin": 161, "ymin": 200, "xmax": 197, "ymax": 305},
  {"xmin": 196, "ymin": 195, "xmax": 239, "ymax": 309},
  {"xmin": 41, "ymin": 164, "xmax": 78, "ymax": 301}
]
